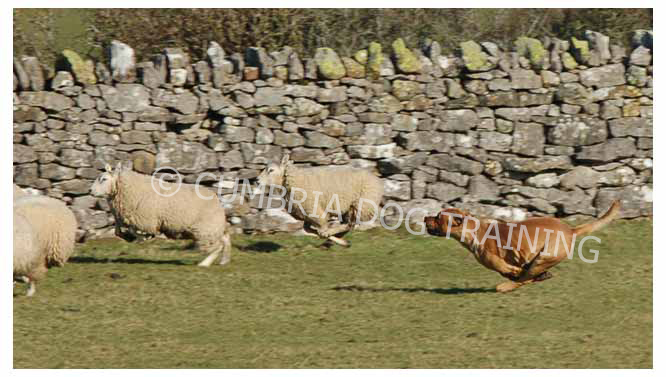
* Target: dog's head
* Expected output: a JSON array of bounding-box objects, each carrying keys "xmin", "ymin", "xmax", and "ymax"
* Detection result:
[{"xmin": 424, "ymin": 208, "xmax": 472, "ymax": 238}]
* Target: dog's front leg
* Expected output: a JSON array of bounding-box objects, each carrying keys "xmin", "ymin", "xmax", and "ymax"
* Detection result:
[{"xmin": 496, "ymin": 252, "xmax": 558, "ymax": 292}]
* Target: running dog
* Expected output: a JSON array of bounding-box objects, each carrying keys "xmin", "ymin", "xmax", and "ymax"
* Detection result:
[{"xmin": 424, "ymin": 201, "xmax": 620, "ymax": 292}]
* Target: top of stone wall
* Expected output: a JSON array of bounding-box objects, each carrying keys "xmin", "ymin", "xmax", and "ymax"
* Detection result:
[{"xmin": 13, "ymin": 30, "xmax": 653, "ymax": 92}]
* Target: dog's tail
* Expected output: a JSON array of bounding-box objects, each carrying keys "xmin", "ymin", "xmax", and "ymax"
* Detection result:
[{"xmin": 573, "ymin": 200, "xmax": 621, "ymax": 236}]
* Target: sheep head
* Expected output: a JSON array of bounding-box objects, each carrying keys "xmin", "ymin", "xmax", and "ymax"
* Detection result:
[
  {"xmin": 256, "ymin": 154, "xmax": 291, "ymax": 188},
  {"xmin": 90, "ymin": 163, "xmax": 121, "ymax": 197}
]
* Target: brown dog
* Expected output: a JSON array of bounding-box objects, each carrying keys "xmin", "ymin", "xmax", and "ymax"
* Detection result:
[{"xmin": 424, "ymin": 201, "xmax": 621, "ymax": 292}]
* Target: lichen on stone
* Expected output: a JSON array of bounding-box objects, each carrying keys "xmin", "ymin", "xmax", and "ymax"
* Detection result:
[
  {"xmin": 561, "ymin": 52, "xmax": 578, "ymax": 70},
  {"xmin": 61, "ymin": 49, "xmax": 97, "ymax": 85},
  {"xmin": 391, "ymin": 38, "xmax": 421, "ymax": 73},
  {"xmin": 314, "ymin": 47, "xmax": 346, "ymax": 80},
  {"xmin": 367, "ymin": 42, "xmax": 383, "ymax": 78},
  {"xmin": 515, "ymin": 36, "xmax": 547, "ymax": 69},
  {"xmin": 354, "ymin": 49, "xmax": 368, "ymax": 65},
  {"xmin": 571, "ymin": 37, "xmax": 590, "ymax": 64},
  {"xmin": 459, "ymin": 40, "xmax": 493, "ymax": 72}
]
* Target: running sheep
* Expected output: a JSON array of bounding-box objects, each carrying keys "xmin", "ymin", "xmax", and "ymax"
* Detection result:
[
  {"xmin": 256, "ymin": 155, "xmax": 384, "ymax": 247},
  {"xmin": 90, "ymin": 163, "xmax": 231, "ymax": 267},
  {"xmin": 14, "ymin": 184, "xmax": 27, "ymax": 199},
  {"xmin": 13, "ymin": 194, "xmax": 78, "ymax": 296},
  {"xmin": 13, "ymin": 211, "xmax": 42, "ymax": 297}
]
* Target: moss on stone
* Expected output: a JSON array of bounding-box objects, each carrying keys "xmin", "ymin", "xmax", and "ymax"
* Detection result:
[
  {"xmin": 561, "ymin": 52, "xmax": 578, "ymax": 70},
  {"xmin": 515, "ymin": 36, "xmax": 546, "ymax": 69},
  {"xmin": 354, "ymin": 49, "xmax": 368, "ymax": 65},
  {"xmin": 61, "ymin": 49, "xmax": 96, "ymax": 85},
  {"xmin": 571, "ymin": 37, "xmax": 590, "ymax": 64},
  {"xmin": 459, "ymin": 40, "xmax": 492, "ymax": 72},
  {"xmin": 367, "ymin": 42, "xmax": 383, "ymax": 78},
  {"xmin": 391, "ymin": 38, "xmax": 421, "ymax": 73},
  {"xmin": 314, "ymin": 47, "xmax": 346, "ymax": 80}
]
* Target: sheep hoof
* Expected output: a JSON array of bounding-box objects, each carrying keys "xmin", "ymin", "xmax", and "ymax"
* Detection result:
[
  {"xmin": 26, "ymin": 282, "xmax": 35, "ymax": 297},
  {"xmin": 318, "ymin": 240, "xmax": 334, "ymax": 249},
  {"xmin": 326, "ymin": 236, "xmax": 350, "ymax": 248}
]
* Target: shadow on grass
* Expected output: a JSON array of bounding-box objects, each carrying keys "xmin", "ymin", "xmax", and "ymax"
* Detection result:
[
  {"xmin": 332, "ymin": 284, "xmax": 495, "ymax": 295},
  {"xmin": 238, "ymin": 241, "xmax": 282, "ymax": 253},
  {"xmin": 69, "ymin": 256, "xmax": 189, "ymax": 265}
]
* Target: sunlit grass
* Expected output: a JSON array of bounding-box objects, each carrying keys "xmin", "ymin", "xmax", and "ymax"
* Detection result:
[{"xmin": 14, "ymin": 219, "xmax": 652, "ymax": 368}]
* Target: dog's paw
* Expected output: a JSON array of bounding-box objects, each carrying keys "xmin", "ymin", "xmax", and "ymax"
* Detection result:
[
  {"xmin": 534, "ymin": 271, "xmax": 553, "ymax": 282},
  {"xmin": 496, "ymin": 281, "xmax": 521, "ymax": 293}
]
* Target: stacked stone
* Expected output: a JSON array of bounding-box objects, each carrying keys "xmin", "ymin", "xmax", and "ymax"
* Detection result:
[{"xmin": 13, "ymin": 30, "xmax": 653, "ymax": 239}]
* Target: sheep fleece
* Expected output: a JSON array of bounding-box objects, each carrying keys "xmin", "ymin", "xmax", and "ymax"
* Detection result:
[
  {"xmin": 13, "ymin": 184, "xmax": 27, "ymax": 199},
  {"xmin": 283, "ymin": 166, "xmax": 384, "ymax": 223},
  {"xmin": 13, "ymin": 210, "xmax": 46, "ymax": 281},
  {"xmin": 13, "ymin": 195, "xmax": 77, "ymax": 267},
  {"xmin": 111, "ymin": 170, "xmax": 227, "ymax": 250}
]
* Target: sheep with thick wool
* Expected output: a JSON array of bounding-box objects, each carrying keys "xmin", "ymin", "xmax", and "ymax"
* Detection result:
[
  {"xmin": 13, "ymin": 194, "xmax": 77, "ymax": 296},
  {"xmin": 14, "ymin": 195, "xmax": 78, "ymax": 267},
  {"xmin": 90, "ymin": 163, "xmax": 231, "ymax": 267},
  {"xmin": 13, "ymin": 210, "xmax": 43, "ymax": 296},
  {"xmin": 256, "ymin": 155, "xmax": 384, "ymax": 247},
  {"xmin": 14, "ymin": 184, "xmax": 27, "ymax": 199}
]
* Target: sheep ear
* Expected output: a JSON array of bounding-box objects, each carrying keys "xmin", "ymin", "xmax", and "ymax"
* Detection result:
[
  {"xmin": 114, "ymin": 162, "xmax": 122, "ymax": 173},
  {"xmin": 280, "ymin": 154, "xmax": 290, "ymax": 167},
  {"xmin": 105, "ymin": 164, "xmax": 113, "ymax": 173}
]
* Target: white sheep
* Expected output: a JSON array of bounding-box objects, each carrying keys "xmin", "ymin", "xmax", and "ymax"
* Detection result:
[
  {"xmin": 14, "ymin": 184, "xmax": 27, "ymax": 199},
  {"xmin": 90, "ymin": 163, "xmax": 231, "ymax": 267},
  {"xmin": 13, "ymin": 210, "xmax": 43, "ymax": 297},
  {"xmin": 13, "ymin": 194, "xmax": 77, "ymax": 296},
  {"xmin": 256, "ymin": 155, "xmax": 384, "ymax": 247},
  {"xmin": 14, "ymin": 195, "xmax": 78, "ymax": 267}
]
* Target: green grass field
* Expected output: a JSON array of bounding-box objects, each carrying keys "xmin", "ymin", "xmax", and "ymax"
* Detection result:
[{"xmin": 14, "ymin": 220, "xmax": 652, "ymax": 368}]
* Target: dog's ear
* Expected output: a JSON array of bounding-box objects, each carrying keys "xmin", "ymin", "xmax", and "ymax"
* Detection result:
[{"xmin": 441, "ymin": 208, "xmax": 466, "ymax": 226}]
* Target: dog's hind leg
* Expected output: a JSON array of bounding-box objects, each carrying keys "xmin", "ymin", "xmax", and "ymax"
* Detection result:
[{"xmin": 496, "ymin": 249, "xmax": 563, "ymax": 292}]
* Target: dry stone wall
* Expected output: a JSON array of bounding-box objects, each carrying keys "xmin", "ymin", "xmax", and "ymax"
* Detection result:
[{"xmin": 13, "ymin": 31, "xmax": 653, "ymax": 239}]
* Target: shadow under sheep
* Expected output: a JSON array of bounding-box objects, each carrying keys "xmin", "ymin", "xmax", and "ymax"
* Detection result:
[
  {"xmin": 69, "ymin": 256, "xmax": 189, "ymax": 266},
  {"xmin": 332, "ymin": 284, "xmax": 496, "ymax": 295},
  {"xmin": 237, "ymin": 241, "xmax": 282, "ymax": 253}
]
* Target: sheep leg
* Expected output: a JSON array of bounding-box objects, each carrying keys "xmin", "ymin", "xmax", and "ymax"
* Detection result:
[
  {"xmin": 112, "ymin": 208, "xmax": 148, "ymax": 242},
  {"xmin": 219, "ymin": 232, "xmax": 232, "ymax": 265},
  {"xmin": 323, "ymin": 236, "xmax": 350, "ymax": 248},
  {"xmin": 311, "ymin": 228, "xmax": 350, "ymax": 248},
  {"xmin": 25, "ymin": 278, "xmax": 35, "ymax": 297},
  {"xmin": 322, "ymin": 223, "xmax": 352, "ymax": 248},
  {"xmin": 111, "ymin": 208, "xmax": 131, "ymax": 240},
  {"xmin": 196, "ymin": 234, "xmax": 223, "ymax": 267},
  {"xmin": 320, "ymin": 223, "xmax": 352, "ymax": 238},
  {"xmin": 308, "ymin": 216, "xmax": 351, "ymax": 248},
  {"xmin": 310, "ymin": 222, "xmax": 351, "ymax": 238},
  {"xmin": 198, "ymin": 248, "xmax": 221, "ymax": 267}
]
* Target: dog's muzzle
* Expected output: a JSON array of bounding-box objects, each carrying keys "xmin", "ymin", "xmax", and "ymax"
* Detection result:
[{"xmin": 424, "ymin": 217, "xmax": 442, "ymax": 236}]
